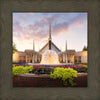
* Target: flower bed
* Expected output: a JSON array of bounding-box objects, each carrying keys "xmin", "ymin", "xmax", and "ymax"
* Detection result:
[
  {"xmin": 31, "ymin": 64, "xmax": 87, "ymax": 73},
  {"xmin": 12, "ymin": 65, "xmax": 88, "ymax": 87},
  {"xmin": 13, "ymin": 63, "xmax": 88, "ymax": 75}
]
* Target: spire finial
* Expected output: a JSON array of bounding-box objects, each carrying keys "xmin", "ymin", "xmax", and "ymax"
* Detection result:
[{"xmin": 49, "ymin": 23, "xmax": 52, "ymax": 41}]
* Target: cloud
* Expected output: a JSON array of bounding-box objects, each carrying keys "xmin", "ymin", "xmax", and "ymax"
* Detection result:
[
  {"xmin": 25, "ymin": 25, "xmax": 38, "ymax": 30},
  {"xmin": 13, "ymin": 13, "xmax": 87, "ymax": 50},
  {"xmin": 76, "ymin": 22, "xmax": 84, "ymax": 27},
  {"xmin": 13, "ymin": 14, "xmax": 61, "ymax": 42},
  {"xmin": 51, "ymin": 13, "xmax": 87, "ymax": 35}
]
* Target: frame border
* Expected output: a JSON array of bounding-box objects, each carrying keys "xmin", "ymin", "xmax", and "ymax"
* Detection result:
[{"xmin": 0, "ymin": 0, "xmax": 100, "ymax": 100}]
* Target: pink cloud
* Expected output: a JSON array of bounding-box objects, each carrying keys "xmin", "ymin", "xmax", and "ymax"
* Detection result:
[
  {"xmin": 13, "ymin": 13, "xmax": 87, "ymax": 50},
  {"xmin": 39, "ymin": 18, "xmax": 48, "ymax": 23},
  {"xmin": 85, "ymin": 20, "xmax": 87, "ymax": 25},
  {"xmin": 25, "ymin": 25, "xmax": 38, "ymax": 30},
  {"xmin": 76, "ymin": 22, "xmax": 84, "ymax": 27},
  {"xmin": 23, "ymin": 13, "xmax": 34, "ymax": 17},
  {"xmin": 20, "ymin": 18, "xmax": 25, "ymax": 22}
]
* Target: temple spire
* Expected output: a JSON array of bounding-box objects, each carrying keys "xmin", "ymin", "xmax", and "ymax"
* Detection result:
[
  {"xmin": 49, "ymin": 23, "xmax": 52, "ymax": 50},
  {"xmin": 66, "ymin": 40, "xmax": 67, "ymax": 51},
  {"xmin": 65, "ymin": 40, "xmax": 67, "ymax": 63},
  {"xmin": 33, "ymin": 40, "xmax": 35, "ymax": 51},
  {"xmin": 49, "ymin": 23, "xmax": 52, "ymax": 41}
]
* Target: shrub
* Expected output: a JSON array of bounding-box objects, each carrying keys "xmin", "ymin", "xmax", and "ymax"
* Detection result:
[
  {"xmin": 23, "ymin": 66, "xmax": 33, "ymax": 73},
  {"xmin": 59, "ymin": 64, "xmax": 88, "ymax": 73},
  {"xmin": 50, "ymin": 67, "xmax": 77, "ymax": 86},
  {"xmin": 12, "ymin": 66, "xmax": 33, "ymax": 76},
  {"xmin": 82, "ymin": 65, "xmax": 88, "ymax": 68},
  {"xmin": 30, "ymin": 67, "xmax": 54, "ymax": 74},
  {"xmin": 74, "ymin": 62, "xmax": 87, "ymax": 65},
  {"xmin": 73, "ymin": 67, "xmax": 87, "ymax": 73}
]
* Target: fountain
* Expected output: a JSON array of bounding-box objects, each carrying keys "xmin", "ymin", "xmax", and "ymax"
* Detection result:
[
  {"xmin": 28, "ymin": 24, "xmax": 67, "ymax": 67},
  {"xmin": 40, "ymin": 50, "xmax": 59, "ymax": 65},
  {"xmin": 28, "ymin": 49, "xmax": 67, "ymax": 67}
]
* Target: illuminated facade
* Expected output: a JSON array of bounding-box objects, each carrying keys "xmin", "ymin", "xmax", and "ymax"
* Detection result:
[{"xmin": 13, "ymin": 25, "xmax": 87, "ymax": 64}]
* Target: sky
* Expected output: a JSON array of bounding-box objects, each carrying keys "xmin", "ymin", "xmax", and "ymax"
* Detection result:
[{"xmin": 13, "ymin": 13, "xmax": 87, "ymax": 52}]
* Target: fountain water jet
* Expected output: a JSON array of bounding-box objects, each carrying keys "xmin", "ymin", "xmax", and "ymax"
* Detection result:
[{"xmin": 40, "ymin": 50, "xmax": 60, "ymax": 65}]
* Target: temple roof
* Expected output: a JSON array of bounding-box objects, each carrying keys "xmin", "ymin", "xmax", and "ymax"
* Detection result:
[{"xmin": 39, "ymin": 41, "xmax": 61, "ymax": 52}]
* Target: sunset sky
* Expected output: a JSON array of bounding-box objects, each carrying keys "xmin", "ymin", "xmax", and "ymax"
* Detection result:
[{"xmin": 13, "ymin": 13, "xmax": 87, "ymax": 52}]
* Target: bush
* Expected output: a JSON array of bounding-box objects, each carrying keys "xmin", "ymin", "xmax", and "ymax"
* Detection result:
[
  {"xmin": 73, "ymin": 67, "xmax": 87, "ymax": 73},
  {"xmin": 59, "ymin": 64, "xmax": 87, "ymax": 73},
  {"xmin": 30, "ymin": 67, "xmax": 54, "ymax": 74},
  {"xmin": 74, "ymin": 62, "xmax": 87, "ymax": 65},
  {"xmin": 50, "ymin": 67, "xmax": 77, "ymax": 86},
  {"xmin": 12, "ymin": 66, "xmax": 33, "ymax": 76},
  {"xmin": 82, "ymin": 65, "xmax": 88, "ymax": 68}
]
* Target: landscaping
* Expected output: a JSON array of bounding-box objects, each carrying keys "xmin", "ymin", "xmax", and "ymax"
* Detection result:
[
  {"xmin": 12, "ymin": 66, "xmax": 33, "ymax": 76},
  {"xmin": 50, "ymin": 67, "xmax": 77, "ymax": 86},
  {"xmin": 13, "ymin": 63, "xmax": 88, "ymax": 87},
  {"xmin": 13, "ymin": 63, "xmax": 88, "ymax": 75}
]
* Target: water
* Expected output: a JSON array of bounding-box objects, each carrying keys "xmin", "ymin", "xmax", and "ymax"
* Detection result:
[{"xmin": 40, "ymin": 50, "xmax": 60, "ymax": 64}]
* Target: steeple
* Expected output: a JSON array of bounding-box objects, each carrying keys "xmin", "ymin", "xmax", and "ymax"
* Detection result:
[
  {"xmin": 65, "ymin": 40, "xmax": 67, "ymax": 64},
  {"xmin": 65, "ymin": 40, "xmax": 67, "ymax": 51},
  {"xmin": 33, "ymin": 40, "xmax": 35, "ymax": 51},
  {"xmin": 49, "ymin": 23, "xmax": 52, "ymax": 41},
  {"xmin": 49, "ymin": 23, "xmax": 52, "ymax": 50}
]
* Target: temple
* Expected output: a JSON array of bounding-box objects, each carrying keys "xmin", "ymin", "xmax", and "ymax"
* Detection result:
[{"xmin": 13, "ymin": 24, "xmax": 87, "ymax": 63}]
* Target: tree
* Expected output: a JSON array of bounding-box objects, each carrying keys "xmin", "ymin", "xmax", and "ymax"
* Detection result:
[
  {"xmin": 83, "ymin": 46, "xmax": 88, "ymax": 51},
  {"xmin": 13, "ymin": 43, "xmax": 17, "ymax": 53}
]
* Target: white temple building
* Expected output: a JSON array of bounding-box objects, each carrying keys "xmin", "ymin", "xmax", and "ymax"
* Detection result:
[{"xmin": 13, "ymin": 24, "xmax": 87, "ymax": 64}]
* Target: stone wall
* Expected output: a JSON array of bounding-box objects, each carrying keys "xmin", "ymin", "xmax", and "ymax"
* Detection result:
[{"xmin": 13, "ymin": 73, "xmax": 87, "ymax": 87}]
